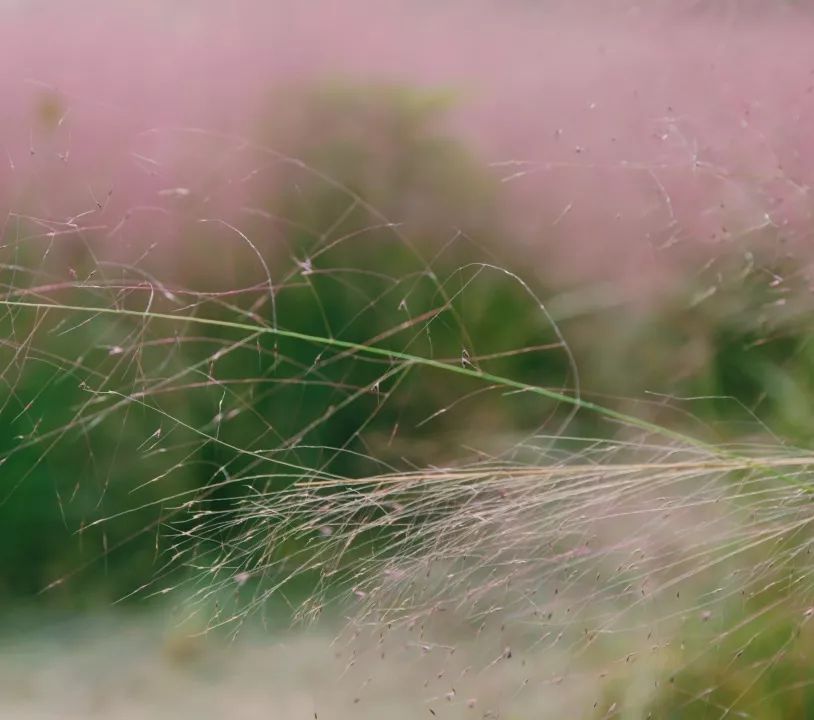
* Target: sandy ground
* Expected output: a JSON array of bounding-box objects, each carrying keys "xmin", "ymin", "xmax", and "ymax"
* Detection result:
[{"xmin": 0, "ymin": 609, "xmax": 611, "ymax": 720}]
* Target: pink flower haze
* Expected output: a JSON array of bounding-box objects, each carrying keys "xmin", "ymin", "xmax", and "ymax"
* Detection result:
[{"xmin": 1, "ymin": 0, "xmax": 813, "ymax": 297}]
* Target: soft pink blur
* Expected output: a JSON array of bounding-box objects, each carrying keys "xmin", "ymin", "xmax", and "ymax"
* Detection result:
[{"xmin": 2, "ymin": 0, "xmax": 813, "ymax": 295}]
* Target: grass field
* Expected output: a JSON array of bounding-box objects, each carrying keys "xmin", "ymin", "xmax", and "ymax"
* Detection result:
[{"xmin": 3, "ymin": 2, "xmax": 814, "ymax": 718}]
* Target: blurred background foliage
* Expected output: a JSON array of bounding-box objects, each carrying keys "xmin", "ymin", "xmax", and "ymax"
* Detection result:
[
  {"xmin": 0, "ymin": 84, "xmax": 570, "ymax": 604},
  {"xmin": 3, "ymin": 82, "xmax": 813, "ymax": 601}
]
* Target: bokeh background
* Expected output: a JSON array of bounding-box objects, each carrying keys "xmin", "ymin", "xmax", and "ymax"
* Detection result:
[{"xmin": 2, "ymin": 1, "xmax": 814, "ymax": 717}]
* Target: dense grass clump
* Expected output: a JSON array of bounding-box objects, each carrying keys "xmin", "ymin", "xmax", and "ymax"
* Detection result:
[{"xmin": 3, "ymin": 77, "xmax": 814, "ymax": 718}]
